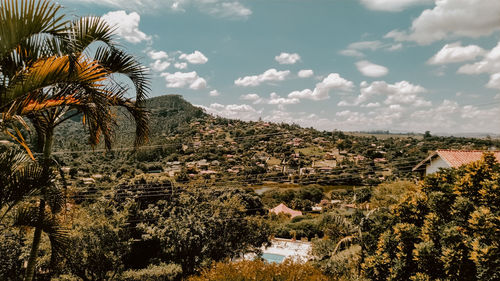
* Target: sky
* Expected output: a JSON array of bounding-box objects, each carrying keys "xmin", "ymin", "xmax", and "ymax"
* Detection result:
[{"xmin": 59, "ymin": 0, "xmax": 500, "ymax": 134}]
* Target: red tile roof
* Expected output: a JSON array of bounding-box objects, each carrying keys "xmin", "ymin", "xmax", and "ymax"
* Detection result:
[
  {"xmin": 269, "ymin": 203, "xmax": 303, "ymax": 218},
  {"xmin": 436, "ymin": 150, "xmax": 500, "ymax": 168},
  {"xmin": 413, "ymin": 149, "xmax": 500, "ymax": 171}
]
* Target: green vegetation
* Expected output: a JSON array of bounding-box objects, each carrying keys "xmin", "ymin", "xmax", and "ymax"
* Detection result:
[
  {"xmin": 188, "ymin": 260, "xmax": 332, "ymax": 281},
  {"xmin": 0, "ymin": 1, "xmax": 499, "ymax": 280},
  {"xmin": 362, "ymin": 153, "xmax": 500, "ymax": 281}
]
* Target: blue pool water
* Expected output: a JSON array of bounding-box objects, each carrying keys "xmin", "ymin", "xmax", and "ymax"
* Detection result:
[{"xmin": 262, "ymin": 253, "xmax": 286, "ymax": 263}]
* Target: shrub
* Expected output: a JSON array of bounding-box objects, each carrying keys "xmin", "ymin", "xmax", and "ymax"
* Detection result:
[
  {"xmin": 121, "ymin": 263, "xmax": 182, "ymax": 281},
  {"xmin": 188, "ymin": 260, "xmax": 331, "ymax": 281}
]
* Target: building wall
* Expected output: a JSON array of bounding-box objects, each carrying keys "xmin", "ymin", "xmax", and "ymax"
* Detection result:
[{"xmin": 426, "ymin": 156, "xmax": 450, "ymax": 175}]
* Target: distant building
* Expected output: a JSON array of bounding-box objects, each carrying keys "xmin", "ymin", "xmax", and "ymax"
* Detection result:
[
  {"xmin": 413, "ymin": 149, "xmax": 500, "ymax": 176},
  {"xmin": 269, "ymin": 203, "xmax": 303, "ymax": 218}
]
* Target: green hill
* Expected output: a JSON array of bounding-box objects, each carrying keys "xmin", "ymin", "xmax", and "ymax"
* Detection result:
[{"xmin": 53, "ymin": 94, "xmax": 207, "ymax": 149}]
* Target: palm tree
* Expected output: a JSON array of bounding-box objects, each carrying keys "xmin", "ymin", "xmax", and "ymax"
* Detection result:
[
  {"xmin": 0, "ymin": 147, "xmax": 48, "ymax": 222},
  {"xmin": 0, "ymin": 1, "xmax": 150, "ymax": 280}
]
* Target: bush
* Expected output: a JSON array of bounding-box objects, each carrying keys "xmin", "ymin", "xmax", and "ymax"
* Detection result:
[
  {"xmin": 188, "ymin": 260, "xmax": 331, "ymax": 281},
  {"xmin": 313, "ymin": 245, "xmax": 363, "ymax": 280},
  {"xmin": 0, "ymin": 227, "xmax": 23, "ymax": 281},
  {"xmin": 121, "ymin": 263, "xmax": 182, "ymax": 281}
]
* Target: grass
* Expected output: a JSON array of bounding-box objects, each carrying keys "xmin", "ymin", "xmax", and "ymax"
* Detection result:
[
  {"xmin": 296, "ymin": 146, "xmax": 325, "ymax": 157},
  {"xmin": 266, "ymin": 157, "xmax": 282, "ymax": 166}
]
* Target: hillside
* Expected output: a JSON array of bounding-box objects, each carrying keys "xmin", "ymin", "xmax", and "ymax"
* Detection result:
[{"xmin": 46, "ymin": 94, "xmax": 500, "ymax": 191}]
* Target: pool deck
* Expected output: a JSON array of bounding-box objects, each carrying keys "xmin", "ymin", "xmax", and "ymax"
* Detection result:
[{"xmin": 262, "ymin": 238, "xmax": 311, "ymax": 262}]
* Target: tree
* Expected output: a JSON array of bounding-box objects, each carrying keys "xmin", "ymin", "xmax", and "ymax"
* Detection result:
[
  {"xmin": 0, "ymin": 1, "xmax": 149, "ymax": 280},
  {"xmin": 61, "ymin": 200, "xmax": 132, "ymax": 281},
  {"xmin": 133, "ymin": 186, "xmax": 271, "ymax": 275},
  {"xmin": 362, "ymin": 153, "xmax": 500, "ymax": 281}
]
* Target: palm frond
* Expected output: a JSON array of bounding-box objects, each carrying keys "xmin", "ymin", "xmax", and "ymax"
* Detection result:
[
  {"xmin": 64, "ymin": 16, "xmax": 116, "ymax": 55},
  {"xmin": 0, "ymin": 0, "xmax": 67, "ymax": 57},
  {"xmin": 2, "ymin": 55, "xmax": 109, "ymax": 111},
  {"xmin": 333, "ymin": 235, "xmax": 359, "ymax": 255},
  {"xmin": 115, "ymin": 98, "xmax": 149, "ymax": 147},
  {"xmin": 94, "ymin": 46, "xmax": 150, "ymax": 102},
  {"xmin": 12, "ymin": 206, "xmax": 69, "ymax": 264},
  {"xmin": 0, "ymin": 148, "xmax": 47, "ymax": 217}
]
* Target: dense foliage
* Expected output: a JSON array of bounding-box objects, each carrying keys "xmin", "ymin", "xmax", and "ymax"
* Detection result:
[
  {"xmin": 188, "ymin": 260, "xmax": 332, "ymax": 281},
  {"xmin": 128, "ymin": 185, "xmax": 271, "ymax": 274},
  {"xmin": 362, "ymin": 154, "xmax": 500, "ymax": 281}
]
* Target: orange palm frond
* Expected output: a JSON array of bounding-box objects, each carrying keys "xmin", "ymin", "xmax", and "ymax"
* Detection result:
[{"xmin": 21, "ymin": 95, "xmax": 81, "ymax": 114}]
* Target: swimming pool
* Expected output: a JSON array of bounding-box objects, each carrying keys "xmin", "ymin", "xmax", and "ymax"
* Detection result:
[{"xmin": 262, "ymin": 253, "xmax": 286, "ymax": 263}]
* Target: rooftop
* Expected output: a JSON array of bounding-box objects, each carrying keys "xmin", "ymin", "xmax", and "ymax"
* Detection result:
[{"xmin": 413, "ymin": 150, "xmax": 500, "ymax": 171}]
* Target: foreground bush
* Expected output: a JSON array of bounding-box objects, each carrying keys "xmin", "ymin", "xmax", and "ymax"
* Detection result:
[
  {"xmin": 188, "ymin": 260, "xmax": 331, "ymax": 281},
  {"xmin": 362, "ymin": 153, "xmax": 500, "ymax": 281},
  {"xmin": 121, "ymin": 263, "xmax": 182, "ymax": 281}
]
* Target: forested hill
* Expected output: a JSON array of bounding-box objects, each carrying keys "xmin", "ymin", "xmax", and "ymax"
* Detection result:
[
  {"xmin": 129, "ymin": 94, "xmax": 207, "ymax": 140},
  {"xmin": 53, "ymin": 94, "xmax": 207, "ymax": 149},
  {"xmin": 143, "ymin": 94, "xmax": 206, "ymax": 135}
]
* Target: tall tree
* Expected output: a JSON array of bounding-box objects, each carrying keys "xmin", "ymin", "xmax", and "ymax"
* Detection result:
[{"xmin": 0, "ymin": 1, "xmax": 150, "ymax": 280}]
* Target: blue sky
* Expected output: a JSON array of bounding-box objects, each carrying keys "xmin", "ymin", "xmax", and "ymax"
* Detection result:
[{"xmin": 60, "ymin": 0, "xmax": 500, "ymax": 134}]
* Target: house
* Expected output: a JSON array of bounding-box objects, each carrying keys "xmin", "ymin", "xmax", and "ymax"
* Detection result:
[
  {"xmin": 81, "ymin": 178, "xmax": 95, "ymax": 185},
  {"xmin": 269, "ymin": 203, "xmax": 303, "ymax": 218},
  {"xmin": 413, "ymin": 149, "xmax": 500, "ymax": 176},
  {"xmin": 311, "ymin": 206, "xmax": 322, "ymax": 212}
]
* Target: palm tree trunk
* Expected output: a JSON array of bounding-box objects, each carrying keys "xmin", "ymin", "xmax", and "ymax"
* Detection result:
[
  {"xmin": 24, "ymin": 199, "xmax": 45, "ymax": 281},
  {"xmin": 24, "ymin": 130, "xmax": 53, "ymax": 281}
]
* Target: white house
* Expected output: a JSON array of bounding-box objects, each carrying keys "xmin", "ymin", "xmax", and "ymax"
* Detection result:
[{"xmin": 412, "ymin": 149, "xmax": 500, "ymax": 176}]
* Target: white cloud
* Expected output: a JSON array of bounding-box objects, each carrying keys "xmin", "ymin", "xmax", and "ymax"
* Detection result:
[
  {"xmin": 387, "ymin": 43, "xmax": 403, "ymax": 51},
  {"xmin": 179, "ymin": 50, "xmax": 208, "ymax": 64},
  {"xmin": 201, "ymin": 103, "xmax": 262, "ymax": 121},
  {"xmin": 486, "ymin": 73, "xmax": 500, "ymax": 90},
  {"xmin": 360, "ymin": 0, "xmax": 433, "ymax": 12},
  {"xmin": 359, "ymin": 0, "xmax": 432, "ymax": 12},
  {"xmin": 147, "ymin": 50, "xmax": 168, "ymax": 60},
  {"xmin": 240, "ymin": 93, "xmax": 261, "ymax": 101},
  {"xmin": 340, "ymin": 40, "xmax": 402, "ymax": 57},
  {"xmin": 240, "ymin": 93, "xmax": 265, "ymax": 104},
  {"xmin": 101, "ymin": 10, "xmax": 151, "ymax": 43},
  {"xmin": 288, "ymin": 73, "xmax": 354, "ymax": 101},
  {"xmin": 71, "ymin": 0, "xmax": 252, "ymax": 20},
  {"xmin": 361, "ymin": 80, "xmax": 429, "ymax": 107},
  {"xmin": 428, "ymin": 42, "xmax": 485, "ymax": 65},
  {"xmin": 268, "ymin": 92, "xmax": 300, "ymax": 106},
  {"xmin": 298, "ymin": 69, "xmax": 314, "ymax": 78},
  {"xmin": 209, "ymin": 90, "xmax": 220, "ymax": 96},
  {"xmin": 160, "ymin": 71, "xmax": 207, "ymax": 90},
  {"xmin": 147, "ymin": 50, "xmax": 170, "ymax": 72},
  {"xmin": 386, "ymin": 0, "xmax": 500, "ymax": 45},
  {"xmin": 356, "ymin": 60, "xmax": 389, "ymax": 77},
  {"xmin": 205, "ymin": 2, "xmax": 252, "ymax": 20},
  {"xmin": 458, "ymin": 42, "xmax": 500, "ymax": 75},
  {"xmin": 457, "ymin": 42, "xmax": 500, "ymax": 90},
  {"xmin": 150, "ymin": 60, "xmax": 171, "ymax": 72},
  {"xmin": 234, "ymin": 68, "xmax": 290, "ymax": 87},
  {"xmin": 275, "ymin": 52, "xmax": 301, "ymax": 64},
  {"xmin": 364, "ymin": 102, "xmax": 381, "ymax": 108},
  {"xmin": 342, "ymin": 80, "xmax": 429, "ymax": 107},
  {"xmin": 339, "ymin": 49, "xmax": 365, "ymax": 58},
  {"xmin": 69, "ymin": 0, "xmax": 169, "ymax": 11},
  {"xmin": 174, "ymin": 62, "xmax": 188, "ymax": 69},
  {"xmin": 288, "ymin": 89, "xmax": 315, "ymax": 100},
  {"xmin": 348, "ymin": 40, "xmax": 383, "ymax": 50}
]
